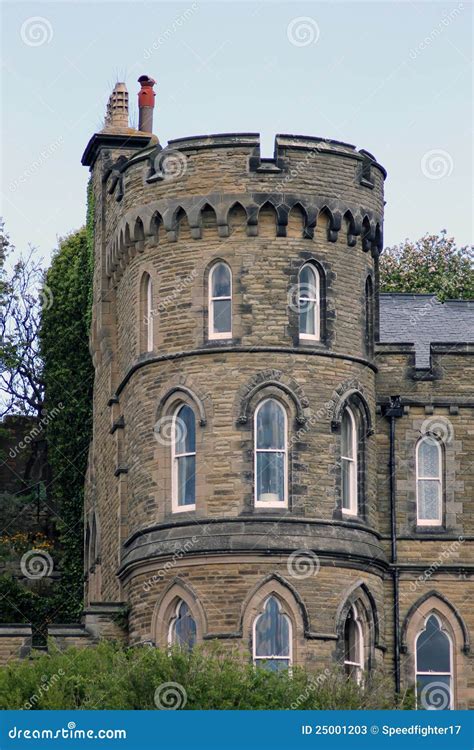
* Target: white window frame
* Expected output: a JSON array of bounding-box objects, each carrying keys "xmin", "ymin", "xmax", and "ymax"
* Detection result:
[
  {"xmin": 415, "ymin": 614, "xmax": 453, "ymax": 710},
  {"xmin": 298, "ymin": 263, "xmax": 320, "ymax": 342},
  {"xmin": 171, "ymin": 405, "xmax": 196, "ymax": 514},
  {"xmin": 341, "ymin": 406, "xmax": 358, "ymax": 516},
  {"xmin": 252, "ymin": 596, "xmax": 293, "ymax": 669},
  {"xmin": 254, "ymin": 399, "xmax": 288, "ymax": 509},
  {"xmin": 146, "ymin": 274, "xmax": 154, "ymax": 352},
  {"xmin": 209, "ymin": 262, "xmax": 232, "ymax": 340},
  {"xmin": 416, "ymin": 436, "xmax": 443, "ymax": 526},
  {"xmin": 343, "ymin": 604, "xmax": 364, "ymax": 685}
]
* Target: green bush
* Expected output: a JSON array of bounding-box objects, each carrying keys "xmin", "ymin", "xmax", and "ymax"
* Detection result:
[{"xmin": 0, "ymin": 641, "xmax": 414, "ymax": 710}]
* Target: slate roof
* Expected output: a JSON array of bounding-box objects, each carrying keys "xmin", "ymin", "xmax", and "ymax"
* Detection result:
[{"xmin": 379, "ymin": 294, "xmax": 474, "ymax": 368}]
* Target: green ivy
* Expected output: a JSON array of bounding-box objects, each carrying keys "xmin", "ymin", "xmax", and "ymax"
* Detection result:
[{"xmin": 39, "ymin": 214, "xmax": 94, "ymax": 620}]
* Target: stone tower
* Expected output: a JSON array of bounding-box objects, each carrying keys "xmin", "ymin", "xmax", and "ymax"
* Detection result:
[{"xmin": 81, "ymin": 78, "xmax": 473, "ymax": 707}]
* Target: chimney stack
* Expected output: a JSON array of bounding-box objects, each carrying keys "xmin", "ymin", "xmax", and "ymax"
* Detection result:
[
  {"xmin": 138, "ymin": 75, "xmax": 156, "ymax": 133},
  {"xmin": 103, "ymin": 82, "xmax": 129, "ymax": 131}
]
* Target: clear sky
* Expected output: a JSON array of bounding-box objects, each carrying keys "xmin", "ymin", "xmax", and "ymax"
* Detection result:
[{"xmin": 1, "ymin": 1, "xmax": 472, "ymax": 263}]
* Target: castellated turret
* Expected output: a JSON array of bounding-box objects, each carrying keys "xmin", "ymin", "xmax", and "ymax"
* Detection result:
[
  {"xmin": 81, "ymin": 79, "xmax": 474, "ymax": 705},
  {"xmin": 81, "ymin": 74, "xmax": 386, "ymax": 664}
]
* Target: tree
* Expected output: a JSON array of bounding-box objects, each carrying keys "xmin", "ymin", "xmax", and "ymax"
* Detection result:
[
  {"xmin": 379, "ymin": 231, "xmax": 474, "ymax": 301},
  {"xmin": 39, "ymin": 227, "xmax": 94, "ymax": 619}
]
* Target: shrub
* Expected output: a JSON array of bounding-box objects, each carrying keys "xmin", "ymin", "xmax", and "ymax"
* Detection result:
[{"xmin": 0, "ymin": 641, "xmax": 414, "ymax": 710}]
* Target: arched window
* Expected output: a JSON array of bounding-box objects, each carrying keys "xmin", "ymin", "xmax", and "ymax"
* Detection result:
[
  {"xmin": 253, "ymin": 596, "xmax": 291, "ymax": 670},
  {"xmin": 140, "ymin": 272, "xmax": 154, "ymax": 352},
  {"xmin": 254, "ymin": 399, "xmax": 287, "ymax": 507},
  {"xmin": 344, "ymin": 605, "xmax": 364, "ymax": 683},
  {"xmin": 172, "ymin": 404, "xmax": 196, "ymax": 512},
  {"xmin": 298, "ymin": 263, "xmax": 320, "ymax": 341},
  {"xmin": 209, "ymin": 262, "xmax": 232, "ymax": 339},
  {"xmin": 341, "ymin": 406, "xmax": 358, "ymax": 515},
  {"xmin": 416, "ymin": 436, "xmax": 442, "ymax": 525},
  {"xmin": 415, "ymin": 614, "xmax": 453, "ymax": 709},
  {"xmin": 168, "ymin": 600, "xmax": 197, "ymax": 650}
]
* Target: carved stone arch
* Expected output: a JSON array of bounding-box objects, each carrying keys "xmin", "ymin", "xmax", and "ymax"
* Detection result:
[
  {"xmin": 256, "ymin": 200, "xmax": 279, "ymax": 237},
  {"xmin": 401, "ymin": 591, "xmax": 470, "ymax": 655},
  {"xmin": 225, "ymin": 200, "xmax": 249, "ymax": 237},
  {"xmin": 316, "ymin": 205, "xmax": 339, "ymax": 242},
  {"xmin": 331, "ymin": 388, "xmax": 373, "ymax": 436},
  {"xmin": 199, "ymin": 202, "xmax": 218, "ymax": 236},
  {"xmin": 156, "ymin": 385, "xmax": 207, "ymax": 427},
  {"xmin": 148, "ymin": 210, "xmax": 163, "ymax": 241},
  {"xmin": 287, "ymin": 201, "xmax": 307, "ymax": 238},
  {"xmin": 343, "ymin": 210, "xmax": 361, "ymax": 247},
  {"xmin": 334, "ymin": 580, "xmax": 381, "ymax": 673},
  {"xmin": 240, "ymin": 572, "xmax": 308, "ymax": 640},
  {"xmin": 361, "ymin": 215, "xmax": 375, "ymax": 252},
  {"xmin": 163, "ymin": 205, "xmax": 189, "ymax": 242},
  {"xmin": 335, "ymin": 579, "xmax": 381, "ymax": 648},
  {"xmin": 134, "ymin": 217, "xmax": 145, "ymax": 252},
  {"xmin": 373, "ymin": 222, "xmax": 383, "ymax": 253},
  {"xmin": 238, "ymin": 380, "xmax": 307, "ymax": 426},
  {"xmin": 150, "ymin": 577, "xmax": 207, "ymax": 648}
]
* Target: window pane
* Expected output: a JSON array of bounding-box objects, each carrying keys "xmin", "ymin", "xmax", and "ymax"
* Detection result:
[
  {"xmin": 173, "ymin": 601, "xmax": 197, "ymax": 650},
  {"xmin": 344, "ymin": 613, "xmax": 358, "ymax": 664},
  {"xmin": 177, "ymin": 455, "xmax": 195, "ymax": 506},
  {"xmin": 300, "ymin": 300, "xmax": 316, "ymax": 336},
  {"xmin": 213, "ymin": 299, "xmax": 231, "ymax": 333},
  {"xmin": 255, "ymin": 597, "xmax": 290, "ymax": 657},
  {"xmin": 256, "ymin": 451, "xmax": 285, "ymax": 502},
  {"xmin": 418, "ymin": 480, "xmax": 441, "ymax": 521},
  {"xmin": 211, "ymin": 263, "xmax": 231, "ymax": 297},
  {"xmin": 256, "ymin": 400, "xmax": 285, "ymax": 449},
  {"xmin": 417, "ymin": 674, "xmax": 451, "ymax": 710},
  {"xmin": 417, "ymin": 615, "xmax": 450, "ymax": 672},
  {"xmin": 341, "ymin": 409, "xmax": 353, "ymax": 458},
  {"xmin": 175, "ymin": 405, "xmax": 195, "ymax": 454},
  {"xmin": 418, "ymin": 438, "xmax": 440, "ymax": 478},
  {"xmin": 256, "ymin": 659, "xmax": 290, "ymax": 672},
  {"xmin": 299, "ymin": 265, "xmax": 317, "ymax": 296},
  {"xmin": 341, "ymin": 458, "xmax": 353, "ymax": 510}
]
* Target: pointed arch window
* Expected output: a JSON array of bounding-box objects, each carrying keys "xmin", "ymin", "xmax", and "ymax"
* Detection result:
[
  {"xmin": 140, "ymin": 272, "xmax": 154, "ymax": 352},
  {"xmin": 344, "ymin": 605, "xmax": 364, "ymax": 683},
  {"xmin": 365, "ymin": 276, "xmax": 374, "ymax": 357},
  {"xmin": 416, "ymin": 436, "xmax": 442, "ymax": 526},
  {"xmin": 168, "ymin": 600, "xmax": 197, "ymax": 650},
  {"xmin": 415, "ymin": 614, "xmax": 453, "ymax": 709},
  {"xmin": 253, "ymin": 596, "xmax": 291, "ymax": 670},
  {"xmin": 341, "ymin": 406, "xmax": 358, "ymax": 515},
  {"xmin": 254, "ymin": 399, "xmax": 287, "ymax": 507},
  {"xmin": 298, "ymin": 263, "xmax": 320, "ymax": 341},
  {"xmin": 172, "ymin": 404, "xmax": 196, "ymax": 512},
  {"xmin": 209, "ymin": 262, "xmax": 232, "ymax": 339}
]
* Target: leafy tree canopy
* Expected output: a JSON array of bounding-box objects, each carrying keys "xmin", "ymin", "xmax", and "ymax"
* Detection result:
[{"xmin": 380, "ymin": 230, "xmax": 473, "ymax": 301}]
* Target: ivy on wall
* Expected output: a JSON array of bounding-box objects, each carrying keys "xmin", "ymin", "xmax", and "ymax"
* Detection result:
[{"xmin": 40, "ymin": 210, "xmax": 94, "ymax": 619}]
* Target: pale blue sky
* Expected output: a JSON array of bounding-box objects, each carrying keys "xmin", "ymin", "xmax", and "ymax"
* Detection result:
[{"xmin": 1, "ymin": 1, "xmax": 472, "ymax": 262}]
